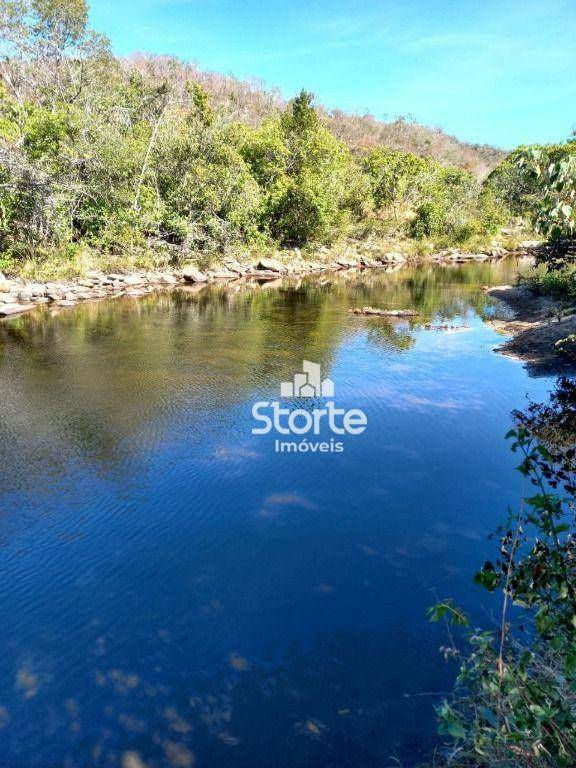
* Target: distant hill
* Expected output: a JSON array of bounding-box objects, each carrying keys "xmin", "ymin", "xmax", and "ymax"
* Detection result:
[{"xmin": 123, "ymin": 54, "xmax": 506, "ymax": 178}]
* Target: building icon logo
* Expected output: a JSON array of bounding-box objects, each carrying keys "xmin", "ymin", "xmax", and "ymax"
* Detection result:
[{"xmin": 280, "ymin": 361, "xmax": 335, "ymax": 398}]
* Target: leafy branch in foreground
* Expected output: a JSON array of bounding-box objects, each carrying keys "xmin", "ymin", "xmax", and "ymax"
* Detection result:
[
  {"xmin": 429, "ymin": 379, "xmax": 576, "ymax": 768},
  {"xmin": 517, "ymin": 147, "xmax": 576, "ymax": 247}
]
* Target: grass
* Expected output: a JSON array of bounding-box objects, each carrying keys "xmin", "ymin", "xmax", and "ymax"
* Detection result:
[
  {"xmin": 2, "ymin": 226, "xmax": 533, "ymax": 283},
  {"xmin": 527, "ymin": 269, "xmax": 576, "ymax": 302}
]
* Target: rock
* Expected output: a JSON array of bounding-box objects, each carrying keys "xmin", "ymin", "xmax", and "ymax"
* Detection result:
[
  {"xmin": 256, "ymin": 257, "xmax": 286, "ymax": 273},
  {"xmin": 207, "ymin": 269, "xmax": 238, "ymax": 280},
  {"xmin": 56, "ymin": 300, "xmax": 77, "ymax": 308},
  {"xmin": 336, "ymin": 258, "xmax": 357, "ymax": 268},
  {"xmin": 360, "ymin": 255, "xmax": 379, "ymax": 268},
  {"xmin": 519, "ymin": 240, "xmax": 542, "ymax": 249},
  {"xmin": 182, "ymin": 266, "xmax": 208, "ymax": 283},
  {"xmin": 45, "ymin": 282, "xmax": 66, "ymax": 294},
  {"xmin": 0, "ymin": 279, "xmax": 11, "ymax": 293},
  {"xmin": 0, "ymin": 303, "xmax": 34, "ymax": 317},
  {"xmin": 0, "ymin": 293, "xmax": 18, "ymax": 303},
  {"xmin": 124, "ymin": 275, "xmax": 143, "ymax": 286},
  {"xmin": 28, "ymin": 283, "xmax": 47, "ymax": 297},
  {"xmin": 383, "ymin": 252, "xmax": 406, "ymax": 263},
  {"xmin": 157, "ymin": 274, "xmax": 178, "ymax": 285},
  {"xmin": 18, "ymin": 290, "xmax": 34, "ymax": 303},
  {"xmin": 350, "ymin": 307, "xmax": 418, "ymax": 317},
  {"xmin": 223, "ymin": 259, "xmax": 246, "ymax": 275}
]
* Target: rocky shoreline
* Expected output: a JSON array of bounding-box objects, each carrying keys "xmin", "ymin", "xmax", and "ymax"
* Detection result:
[
  {"xmin": 486, "ymin": 284, "xmax": 576, "ymax": 375},
  {"xmin": 0, "ymin": 245, "xmax": 527, "ymax": 321}
]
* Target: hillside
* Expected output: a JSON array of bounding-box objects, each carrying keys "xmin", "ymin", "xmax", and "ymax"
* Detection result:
[{"xmin": 124, "ymin": 54, "xmax": 505, "ymax": 177}]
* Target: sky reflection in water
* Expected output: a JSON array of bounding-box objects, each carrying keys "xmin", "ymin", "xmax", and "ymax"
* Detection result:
[{"xmin": 0, "ymin": 260, "xmax": 556, "ymax": 767}]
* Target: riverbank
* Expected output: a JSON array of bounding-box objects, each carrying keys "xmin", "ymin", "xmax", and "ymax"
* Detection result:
[
  {"xmin": 0, "ymin": 241, "xmax": 530, "ymax": 321},
  {"xmin": 486, "ymin": 283, "xmax": 576, "ymax": 374}
]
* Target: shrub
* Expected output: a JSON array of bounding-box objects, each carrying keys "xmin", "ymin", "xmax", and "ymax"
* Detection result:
[
  {"xmin": 363, "ymin": 146, "xmax": 429, "ymax": 211},
  {"xmin": 430, "ymin": 380, "xmax": 576, "ymax": 768},
  {"xmin": 240, "ymin": 90, "xmax": 361, "ymax": 246}
]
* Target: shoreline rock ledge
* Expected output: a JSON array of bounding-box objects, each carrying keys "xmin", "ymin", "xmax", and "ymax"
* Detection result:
[{"xmin": 0, "ymin": 245, "xmax": 523, "ymax": 321}]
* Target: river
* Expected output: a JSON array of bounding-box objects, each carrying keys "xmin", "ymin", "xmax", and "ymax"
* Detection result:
[{"xmin": 0, "ymin": 259, "xmax": 556, "ymax": 767}]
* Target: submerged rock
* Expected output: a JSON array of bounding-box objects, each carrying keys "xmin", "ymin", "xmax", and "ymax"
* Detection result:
[
  {"xmin": 350, "ymin": 306, "xmax": 418, "ymax": 317},
  {"xmin": 207, "ymin": 269, "xmax": 238, "ymax": 280},
  {"xmin": 0, "ymin": 303, "xmax": 34, "ymax": 317}
]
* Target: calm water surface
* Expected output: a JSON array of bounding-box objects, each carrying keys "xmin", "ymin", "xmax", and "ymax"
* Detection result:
[{"xmin": 0, "ymin": 260, "xmax": 555, "ymax": 767}]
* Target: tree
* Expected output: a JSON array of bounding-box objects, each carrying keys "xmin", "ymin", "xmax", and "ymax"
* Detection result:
[{"xmin": 516, "ymin": 144, "xmax": 576, "ymax": 248}]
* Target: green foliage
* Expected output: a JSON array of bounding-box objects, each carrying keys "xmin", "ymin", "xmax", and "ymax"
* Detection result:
[
  {"xmin": 363, "ymin": 146, "xmax": 429, "ymax": 210},
  {"xmin": 527, "ymin": 269, "xmax": 576, "ymax": 303},
  {"xmin": 23, "ymin": 105, "xmax": 78, "ymax": 159},
  {"xmin": 32, "ymin": 0, "xmax": 89, "ymax": 45},
  {"xmin": 517, "ymin": 144, "xmax": 576, "ymax": 242},
  {"xmin": 363, "ymin": 145, "xmax": 507, "ymax": 244},
  {"xmin": 0, "ymin": 0, "xmax": 512, "ymax": 270},
  {"xmin": 189, "ymin": 82, "xmax": 215, "ymax": 127},
  {"xmin": 240, "ymin": 91, "xmax": 363, "ymax": 246},
  {"xmin": 427, "ymin": 599, "xmax": 470, "ymax": 627},
  {"xmin": 431, "ymin": 380, "xmax": 576, "ymax": 768},
  {"xmin": 489, "ymin": 140, "xmax": 576, "ymax": 268},
  {"xmin": 409, "ymin": 165, "xmax": 506, "ymax": 243}
]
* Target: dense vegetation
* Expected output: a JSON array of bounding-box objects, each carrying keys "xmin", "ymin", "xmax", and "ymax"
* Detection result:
[
  {"xmin": 429, "ymin": 379, "xmax": 576, "ymax": 767},
  {"xmin": 0, "ymin": 0, "xmax": 511, "ymax": 277},
  {"xmin": 488, "ymin": 138, "xmax": 576, "ymax": 273}
]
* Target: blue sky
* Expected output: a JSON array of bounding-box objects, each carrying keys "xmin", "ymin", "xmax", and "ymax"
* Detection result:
[{"xmin": 89, "ymin": 0, "xmax": 576, "ymax": 149}]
